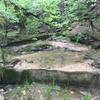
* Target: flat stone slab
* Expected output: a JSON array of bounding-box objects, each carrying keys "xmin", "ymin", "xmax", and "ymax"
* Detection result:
[
  {"xmin": 47, "ymin": 41, "xmax": 90, "ymax": 52},
  {"xmin": 8, "ymin": 50, "xmax": 85, "ymax": 69},
  {"xmin": 1, "ymin": 67, "xmax": 100, "ymax": 85},
  {"xmin": 14, "ymin": 61, "xmax": 100, "ymax": 74},
  {"xmin": 10, "ymin": 50, "xmax": 99, "ymax": 73},
  {"xmin": 5, "ymin": 49, "xmax": 100, "ymax": 85},
  {"xmin": 51, "ymin": 63, "xmax": 100, "ymax": 73},
  {"xmin": 1, "ymin": 59, "xmax": 100, "ymax": 85}
]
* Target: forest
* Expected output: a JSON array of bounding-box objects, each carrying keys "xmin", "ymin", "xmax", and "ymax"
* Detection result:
[{"xmin": 0, "ymin": 0, "xmax": 100, "ymax": 100}]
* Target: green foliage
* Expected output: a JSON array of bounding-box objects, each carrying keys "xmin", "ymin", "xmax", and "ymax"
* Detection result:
[
  {"xmin": 26, "ymin": 18, "xmax": 40, "ymax": 34},
  {"xmin": 83, "ymin": 93, "xmax": 92, "ymax": 100},
  {"xmin": 69, "ymin": 33, "xmax": 89, "ymax": 43},
  {"xmin": 51, "ymin": 34, "xmax": 69, "ymax": 42},
  {"xmin": 0, "ymin": 0, "xmax": 98, "ymax": 43},
  {"xmin": 37, "ymin": 0, "xmax": 62, "ymax": 29},
  {"xmin": 0, "ymin": 0, "xmax": 19, "ymax": 23},
  {"xmin": 66, "ymin": 0, "xmax": 96, "ymax": 24},
  {"xmin": 1, "ymin": 68, "xmax": 20, "ymax": 84},
  {"xmin": 0, "ymin": 0, "xmax": 62, "ymax": 37},
  {"xmin": 20, "ymin": 70, "xmax": 33, "ymax": 84}
]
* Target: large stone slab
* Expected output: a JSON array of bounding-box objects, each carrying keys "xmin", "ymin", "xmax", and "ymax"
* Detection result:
[
  {"xmin": 4, "ymin": 49, "xmax": 100, "ymax": 85},
  {"xmin": 47, "ymin": 41, "xmax": 90, "ymax": 52},
  {"xmin": 1, "ymin": 63, "xmax": 100, "ymax": 86}
]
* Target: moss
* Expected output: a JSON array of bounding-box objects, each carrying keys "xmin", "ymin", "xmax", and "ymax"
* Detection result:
[
  {"xmin": 88, "ymin": 50, "xmax": 100, "ymax": 64},
  {"xmin": 31, "ymin": 41, "xmax": 51, "ymax": 49},
  {"xmin": 11, "ymin": 50, "xmax": 83, "ymax": 69},
  {"xmin": 1, "ymin": 68, "xmax": 20, "ymax": 84},
  {"xmin": 20, "ymin": 70, "xmax": 33, "ymax": 84}
]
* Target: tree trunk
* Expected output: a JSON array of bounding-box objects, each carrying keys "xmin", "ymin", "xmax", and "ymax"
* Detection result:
[
  {"xmin": 18, "ymin": 17, "xmax": 26, "ymax": 35},
  {"xmin": 96, "ymin": 0, "xmax": 100, "ymax": 13}
]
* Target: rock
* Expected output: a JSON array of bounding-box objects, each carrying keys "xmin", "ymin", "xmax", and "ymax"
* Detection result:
[
  {"xmin": 0, "ymin": 89, "xmax": 4, "ymax": 94},
  {"xmin": 71, "ymin": 25, "xmax": 89, "ymax": 35},
  {"xmin": 84, "ymin": 59, "xmax": 94, "ymax": 65},
  {"xmin": 91, "ymin": 41, "xmax": 100, "ymax": 49},
  {"xmin": 86, "ymin": 50, "xmax": 100, "ymax": 68},
  {"xmin": 0, "ymin": 94, "xmax": 4, "ymax": 100},
  {"xmin": 47, "ymin": 41, "xmax": 90, "ymax": 52},
  {"xmin": 9, "ymin": 59, "xmax": 21, "ymax": 67},
  {"xmin": 79, "ymin": 90, "xmax": 89, "ymax": 96},
  {"xmin": 71, "ymin": 22, "xmax": 81, "ymax": 28},
  {"xmin": 4, "ymin": 49, "xmax": 100, "ymax": 85},
  {"xmin": 92, "ymin": 96, "xmax": 100, "ymax": 100},
  {"xmin": 1, "ymin": 65, "xmax": 100, "ymax": 86},
  {"xmin": 6, "ymin": 41, "xmax": 52, "ymax": 55},
  {"xmin": 69, "ymin": 22, "xmax": 92, "ymax": 35},
  {"xmin": 90, "ymin": 32, "xmax": 100, "ymax": 41},
  {"xmin": 4, "ymin": 85, "xmax": 17, "ymax": 92},
  {"xmin": 21, "ymin": 90, "xmax": 26, "ymax": 95}
]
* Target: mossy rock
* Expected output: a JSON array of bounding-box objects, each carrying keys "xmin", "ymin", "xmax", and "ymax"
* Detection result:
[
  {"xmin": 0, "ymin": 68, "xmax": 100, "ymax": 86},
  {"xmin": 0, "ymin": 68, "xmax": 20, "ymax": 84},
  {"xmin": 86, "ymin": 50, "xmax": 100, "ymax": 67},
  {"xmin": 20, "ymin": 70, "xmax": 33, "ymax": 84}
]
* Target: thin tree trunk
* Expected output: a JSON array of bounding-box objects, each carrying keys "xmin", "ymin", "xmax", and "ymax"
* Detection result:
[
  {"xmin": 0, "ymin": 47, "xmax": 5, "ymax": 66},
  {"xmin": 96, "ymin": 0, "xmax": 100, "ymax": 13}
]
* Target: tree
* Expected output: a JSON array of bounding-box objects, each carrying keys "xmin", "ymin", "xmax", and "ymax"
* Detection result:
[{"xmin": 96, "ymin": 0, "xmax": 100, "ymax": 13}]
